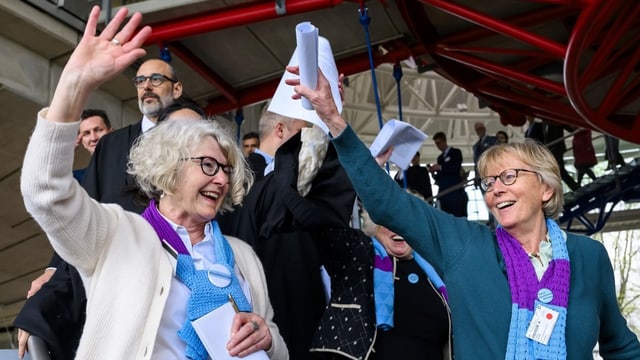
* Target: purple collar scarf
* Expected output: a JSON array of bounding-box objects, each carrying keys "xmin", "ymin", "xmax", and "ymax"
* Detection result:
[
  {"xmin": 496, "ymin": 218, "xmax": 570, "ymax": 360},
  {"xmin": 141, "ymin": 199, "xmax": 251, "ymax": 360},
  {"xmin": 142, "ymin": 199, "xmax": 189, "ymax": 256}
]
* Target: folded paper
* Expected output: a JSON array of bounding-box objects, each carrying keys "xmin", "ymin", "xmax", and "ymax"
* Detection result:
[{"xmin": 369, "ymin": 119, "xmax": 428, "ymax": 170}]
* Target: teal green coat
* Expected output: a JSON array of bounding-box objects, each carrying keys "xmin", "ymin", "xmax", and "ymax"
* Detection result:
[{"xmin": 332, "ymin": 125, "xmax": 640, "ymax": 360}]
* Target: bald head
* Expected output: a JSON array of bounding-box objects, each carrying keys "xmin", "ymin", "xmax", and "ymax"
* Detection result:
[
  {"xmin": 474, "ymin": 122, "xmax": 486, "ymax": 138},
  {"xmin": 257, "ymin": 111, "xmax": 309, "ymax": 156}
]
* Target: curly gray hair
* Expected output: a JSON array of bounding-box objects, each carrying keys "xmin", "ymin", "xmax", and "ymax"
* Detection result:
[{"xmin": 127, "ymin": 118, "xmax": 253, "ymax": 213}]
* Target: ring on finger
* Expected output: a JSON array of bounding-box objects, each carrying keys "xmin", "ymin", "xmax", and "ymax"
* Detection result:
[
  {"xmin": 111, "ymin": 38, "xmax": 121, "ymax": 46},
  {"xmin": 250, "ymin": 320, "xmax": 259, "ymax": 332}
]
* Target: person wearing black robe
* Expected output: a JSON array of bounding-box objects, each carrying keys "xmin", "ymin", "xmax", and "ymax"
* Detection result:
[{"xmin": 232, "ymin": 130, "xmax": 356, "ymax": 359}]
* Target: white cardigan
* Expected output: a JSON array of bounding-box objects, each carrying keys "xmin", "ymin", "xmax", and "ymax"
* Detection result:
[{"xmin": 21, "ymin": 111, "xmax": 288, "ymax": 359}]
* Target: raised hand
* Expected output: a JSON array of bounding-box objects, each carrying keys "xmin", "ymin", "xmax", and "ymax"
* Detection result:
[
  {"xmin": 285, "ymin": 65, "xmax": 347, "ymax": 136},
  {"xmin": 48, "ymin": 6, "xmax": 151, "ymax": 123}
]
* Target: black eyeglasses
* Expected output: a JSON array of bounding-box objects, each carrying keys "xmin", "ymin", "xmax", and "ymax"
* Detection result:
[
  {"xmin": 133, "ymin": 73, "xmax": 177, "ymax": 88},
  {"xmin": 480, "ymin": 168, "xmax": 538, "ymax": 192},
  {"xmin": 185, "ymin": 156, "xmax": 233, "ymax": 176}
]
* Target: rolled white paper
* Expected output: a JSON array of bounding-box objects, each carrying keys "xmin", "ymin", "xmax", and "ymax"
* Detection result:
[
  {"xmin": 296, "ymin": 22, "xmax": 318, "ymax": 110},
  {"xmin": 268, "ymin": 29, "xmax": 341, "ymax": 134}
]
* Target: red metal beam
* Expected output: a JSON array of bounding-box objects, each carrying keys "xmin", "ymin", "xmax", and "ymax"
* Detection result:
[
  {"xmin": 565, "ymin": 0, "xmax": 640, "ymax": 139},
  {"xmin": 439, "ymin": 45, "xmax": 556, "ymax": 58},
  {"xmin": 481, "ymin": 86, "xmax": 582, "ymax": 126},
  {"xmin": 204, "ymin": 43, "xmax": 415, "ymax": 114},
  {"xmin": 420, "ymin": 0, "xmax": 567, "ymax": 58},
  {"xmin": 168, "ymin": 43, "xmax": 239, "ymax": 106},
  {"xmin": 437, "ymin": 47, "xmax": 567, "ymax": 95},
  {"xmin": 441, "ymin": 5, "xmax": 580, "ymax": 45},
  {"xmin": 144, "ymin": 0, "xmax": 343, "ymax": 46},
  {"xmin": 204, "ymin": 79, "xmax": 281, "ymax": 115},
  {"xmin": 596, "ymin": 45, "xmax": 640, "ymax": 119},
  {"xmin": 468, "ymin": 56, "xmax": 556, "ymax": 90},
  {"xmin": 579, "ymin": 2, "xmax": 640, "ymax": 87}
]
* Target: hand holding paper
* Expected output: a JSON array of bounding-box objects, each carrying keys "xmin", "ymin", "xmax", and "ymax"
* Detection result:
[
  {"xmin": 192, "ymin": 302, "xmax": 269, "ymax": 360},
  {"xmin": 369, "ymin": 119, "xmax": 428, "ymax": 170},
  {"xmin": 269, "ymin": 22, "xmax": 342, "ymax": 134}
]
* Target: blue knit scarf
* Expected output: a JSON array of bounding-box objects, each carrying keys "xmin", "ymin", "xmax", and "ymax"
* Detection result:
[
  {"xmin": 496, "ymin": 219, "xmax": 570, "ymax": 360},
  {"xmin": 372, "ymin": 238, "xmax": 448, "ymax": 330},
  {"xmin": 142, "ymin": 200, "xmax": 251, "ymax": 360}
]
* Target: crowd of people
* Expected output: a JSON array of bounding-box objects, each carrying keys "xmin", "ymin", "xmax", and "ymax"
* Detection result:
[{"xmin": 14, "ymin": 5, "xmax": 639, "ymax": 360}]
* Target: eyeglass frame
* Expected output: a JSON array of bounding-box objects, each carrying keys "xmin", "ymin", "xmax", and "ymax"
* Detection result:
[
  {"xmin": 133, "ymin": 73, "xmax": 178, "ymax": 88},
  {"xmin": 480, "ymin": 168, "xmax": 539, "ymax": 192},
  {"xmin": 184, "ymin": 156, "xmax": 233, "ymax": 177}
]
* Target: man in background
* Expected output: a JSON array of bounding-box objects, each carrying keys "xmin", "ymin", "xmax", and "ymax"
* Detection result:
[
  {"xmin": 76, "ymin": 109, "xmax": 113, "ymax": 154},
  {"xmin": 395, "ymin": 152, "xmax": 433, "ymax": 202},
  {"xmin": 429, "ymin": 132, "xmax": 468, "ymax": 217},
  {"xmin": 242, "ymin": 131, "xmax": 260, "ymax": 156},
  {"xmin": 246, "ymin": 111, "xmax": 307, "ymax": 181},
  {"xmin": 82, "ymin": 58, "xmax": 183, "ymax": 212},
  {"xmin": 73, "ymin": 109, "xmax": 113, "ymax": 181},
  {"xmin": 544, "ymin": 122, "xmax": 579, "ymax": 191},
  {"xmin": 472, "ymin": 122, "xmax": 497, "ymax": 189}
]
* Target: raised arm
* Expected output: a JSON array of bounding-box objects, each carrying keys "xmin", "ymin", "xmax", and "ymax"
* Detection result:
[{"xmin": 21, "ymin": 7, "xmax": 150, "ymax": 269}]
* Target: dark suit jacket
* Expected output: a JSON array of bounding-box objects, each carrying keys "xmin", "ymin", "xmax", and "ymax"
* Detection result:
[
  {"xmin": 434, "ymin": 147, "xmax": 463, "ymax": 192},
  {"xmin": 525, "ymin": 122, "xmax": 545, "ymax": 144},
  {"xmin": 472, "ymin": 135, "xmax": 497, "ymax": 164},
  {"xmin": 14, "ymin": 121, "xmax": 147, "ymax": 359},
  {"xmin": 82, "ymin": 122, "xmax": 148, "ymax": 213},
  {"xmin": 395, "ymin": 165, "xmax": 433, "ymax": 201},
  {"xmin": 543, "ymin": 123, "xmax": 567, "ymax": 159},
  {"xmin": 433, "ymin": 147, "xmax": 467, "ymax": 217},
  {"xmin": 246, "ymin": 151, "xmax": 268, "ymax": 182}
]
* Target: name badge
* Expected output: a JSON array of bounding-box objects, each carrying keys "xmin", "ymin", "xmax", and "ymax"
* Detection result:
[
  {"xmin": 445, "ymin": 156, "xmax": 451, "ymax": 162},
  {"xmin": 525, "ymin": 304, "xmax": 559, "ymax": 345}
]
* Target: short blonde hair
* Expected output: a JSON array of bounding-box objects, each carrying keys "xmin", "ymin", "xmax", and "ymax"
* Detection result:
[
  {"xmin": 477, "ymin": 139, "xmax": 563, "ymax": 218},
  {"xmin": 128, "ymin": 118, "xmax": 253, "ymax": 213}
]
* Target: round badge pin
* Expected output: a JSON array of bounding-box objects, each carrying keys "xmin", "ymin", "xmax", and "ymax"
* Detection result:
[
  {"xmin": 207, "ymin": 264, "xmax": 232, "ymax": 288},
  {"xmin": 537, "ymin": 288, "xmax": 553, "ymax": 303},
  {"xmin": 407, "ymin": 273, "xmax": 419, "ymax": 284}
]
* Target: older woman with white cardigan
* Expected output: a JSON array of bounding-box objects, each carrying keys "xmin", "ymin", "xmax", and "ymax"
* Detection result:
[{"xmin": 20, "ymin": 6, "xmax": 287, "ymax": 360}]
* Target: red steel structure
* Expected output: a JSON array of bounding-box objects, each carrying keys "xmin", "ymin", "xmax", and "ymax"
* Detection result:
[{"xmin": 141, "ymin": 0, "xmax": 640, "ymax": 143}]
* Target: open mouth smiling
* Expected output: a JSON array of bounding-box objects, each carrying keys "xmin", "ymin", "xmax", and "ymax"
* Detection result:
[
  {"xmin": 496, "ymin": 201, "xmax": 515, "ymax": 209},
  {"xmin": 201, "ymin": 191, "xmax": 220, "ymax": 200},
  {"xmin": 391, "ymin": 235, "xmax": 405, "ymax": 242}
]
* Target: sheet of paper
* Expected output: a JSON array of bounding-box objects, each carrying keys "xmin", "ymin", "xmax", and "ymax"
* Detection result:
[
  {"xmin": 369, "ymin": 119, "xmax": 428, "ymax": 170},
  {"xmin": 191, "ymin": 302, "xmax": 269, "ymax": 360},
  {"xmin": 295, "ymin": 22, "xmax": 318, "ymax": 110},
  {"xmin": 268, "ymin": 23, "xmax": 341, "ymax": 134}
]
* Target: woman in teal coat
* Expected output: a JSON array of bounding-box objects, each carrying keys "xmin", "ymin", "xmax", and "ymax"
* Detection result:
[{"xmin": 286, "ymin": 67, "xmax": 640, "ymax": 360}]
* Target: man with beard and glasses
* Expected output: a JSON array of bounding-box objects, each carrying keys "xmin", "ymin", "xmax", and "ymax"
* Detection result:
[
  {"xmin": 82, "ymin": 58, "xmax": 183, "ymax": 212},
  {"xmin": 15, "ymin": 58, "xmax": 183, "ymax": 360}
]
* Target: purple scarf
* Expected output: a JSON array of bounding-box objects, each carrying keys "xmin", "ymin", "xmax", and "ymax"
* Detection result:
[{"xmin": 496, "ymin": 218, "xmax": 570, "ymax": 360}]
